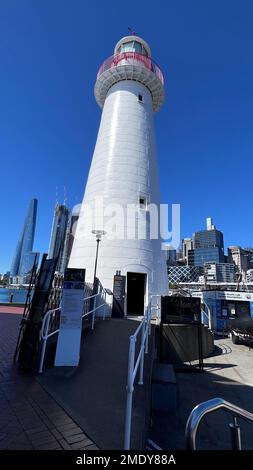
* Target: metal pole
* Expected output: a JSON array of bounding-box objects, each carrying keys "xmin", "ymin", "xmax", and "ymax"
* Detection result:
[
  {"xmin": 103, "ymin": 291, "xmax": 107, "ymax": 320},
  {"xmin": 93, "ymin": 239, "xmax": 100, "ymax": 287},
  {"xmin": 38, "ymin": 313, "xmax": 51, "ymax": 374},
  {"xmin": 229, "ymin": 416, "xmax": 242, "ymax": 450},
  {"xmin": 92, "ymin": 295, "xmax": 97, "ymax": 330},
  {"xmin": 138, "ymin": 320, "xmax": 145, "ymax": 385},
  {"xmin": 124, "ymin": 335, "xmax": 136, "ymax": 450},
  {"xmin": 148, "ymin": 304, "xmax": 152, "ymax": 335},
  {"xmin": 145, "ymin": 315, "xmax": 149, "ymax": 354}
]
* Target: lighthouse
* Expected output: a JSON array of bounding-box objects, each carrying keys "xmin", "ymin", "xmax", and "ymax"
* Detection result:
[{"xmin": 69, "ymin": 35, "xmax": 168, "ymax": 314}]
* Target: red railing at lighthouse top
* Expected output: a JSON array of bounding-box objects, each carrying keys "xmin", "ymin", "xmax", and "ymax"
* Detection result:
[{"xmin": 97, "ymin": 52, "xmax": 164, "ymax": 86}]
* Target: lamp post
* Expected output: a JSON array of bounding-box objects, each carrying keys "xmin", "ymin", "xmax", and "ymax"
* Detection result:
[{"xmin": 91, "ymin": 230, "xmax": 106, "ymax": 290}]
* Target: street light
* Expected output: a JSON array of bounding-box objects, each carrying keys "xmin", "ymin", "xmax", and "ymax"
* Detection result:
[{"xmin": 91, "ymin": 230, "xmax": 106, "ymax": 289}]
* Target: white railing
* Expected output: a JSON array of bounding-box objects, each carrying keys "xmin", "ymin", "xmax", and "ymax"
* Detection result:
[
  {"xmin": 82, "ymin": 289, "xmax": 108, "ymax": 329},
  {"xmin": 124, "ymin": 301, "xmax": 153, "ymax": 450},
  {"xmin": 201, "ymin": 302, "xmax": 212, "ymax": 329},
  {"xmin": 38, "ymin": 289, "xmax": 109, "ymax": 374},
  {"xmin": 185, "ymin": 397, "xmax": 253, "ymax": 450},
  {"xmin": 38, "ymin": 307, "xmax": 61, "ymax": 373}
]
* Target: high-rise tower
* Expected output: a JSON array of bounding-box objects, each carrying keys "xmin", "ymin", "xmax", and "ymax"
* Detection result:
[
  {"xmin": 48, "ymin": 203, "xmax": 70, "ymax": 273},
  {"xmin": 69, "ymin": 35, "xmax": 168, "ymax": 304},
  {"xmin": 10, "ymin": 198, "xmax": 39, "ymax": 277}
]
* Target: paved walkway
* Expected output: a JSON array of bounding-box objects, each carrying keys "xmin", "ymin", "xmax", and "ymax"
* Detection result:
[
  {"xmin": 0, "ymin": 309, "xmax": 98, "ymax": 450},
  {"xmin": 39, "ymin": 318, "xmax": 153, "ymax": 450},
  {"xmin": 151, "ymin": 337, "xmax": 253, "ymax": 450}
]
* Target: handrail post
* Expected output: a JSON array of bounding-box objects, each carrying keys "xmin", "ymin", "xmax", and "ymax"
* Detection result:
[
  {"xmin": 138, "ymin": 320, "xmax": 145, "ymax": 385},
  {"xmin": 229, "ymin": 416, "xmax": 242, "ymax": 450},
  {"xmin": 145, "ymin": 316, "xmax": 149, "ymax": 354},
  {"xmin": 103, "ymin": 291, "xmax": 107, "ymax": 320},
  {"xmin": 38, "ymin": 312, "xmax": 51, "ymax": 374},
  {"xmin": 148, "ymin": 304, "xmax": 152, "ymax": 335},
  {"xmin": 124, "ymin": 335, "xmax": 136, "ymax": 450},
  {"xmin": 185, "ymin": 398, "xmax": 253, "ymax": 450},
  {"xmin": 92, "ymin": 295, "xmax": 97, "ymax": 330}
]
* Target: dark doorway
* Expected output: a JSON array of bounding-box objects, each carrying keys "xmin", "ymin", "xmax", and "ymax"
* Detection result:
[{"xmin": 127, "ymin": 272, "xmax": 146, "ymax": 316}]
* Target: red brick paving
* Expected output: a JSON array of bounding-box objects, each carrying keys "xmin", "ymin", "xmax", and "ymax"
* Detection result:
[
  {"xmin": 0, "ymin": 311, "xmax": 98, "ymax": 450},
  {"xmin": 0, "ymin": 306, "xmax": 24, "ymax": 314}
]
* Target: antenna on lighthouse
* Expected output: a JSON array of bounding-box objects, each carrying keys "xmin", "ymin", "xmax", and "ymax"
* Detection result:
[{"xmin": 127, "ymin": 26, "xmax": 136, "ymax": 35}]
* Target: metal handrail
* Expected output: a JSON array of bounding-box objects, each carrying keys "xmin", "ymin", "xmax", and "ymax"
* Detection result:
[
  {"xmin": 97, "ymin": 51, "xmax": 164, "ymax": 85},
  {"xmin": 185, "ymin": 397, "xmax": 253, "ymax": 450},
  {"xmin": 201, "ymin": 308, "xmax": 211, "ymax": 329},
  {"xmin": 38, "ymin": 289, "xmax": 109, "ymax": 374},
  {"xmin": 124, "ymin": 302, "xmax": 152, "ymax": 450},
  {"xmin": 38, "ymin": 307, "xmax": 60, "ymax": 373},
  {"xmin": 82, "ymin": 290, "xmax": 108, "ymax": 329}
]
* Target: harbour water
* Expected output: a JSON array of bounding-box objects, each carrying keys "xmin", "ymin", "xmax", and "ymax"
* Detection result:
[{"xmin": 0, "ymin": 288, "xmax": 29, "ymax": 304}]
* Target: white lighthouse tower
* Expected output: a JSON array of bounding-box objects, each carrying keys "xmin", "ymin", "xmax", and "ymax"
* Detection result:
[{"xmin": 69, "ymin": 35, "xmax": 168, "ymax": 314}]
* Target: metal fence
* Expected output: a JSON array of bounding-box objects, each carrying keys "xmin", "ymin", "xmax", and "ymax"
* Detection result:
[{"xmin": 97, "ymin": 51, "xmax": 164, "ymax": 85}]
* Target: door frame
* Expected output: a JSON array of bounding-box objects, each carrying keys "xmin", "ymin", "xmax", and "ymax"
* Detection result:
[{"xmin": 126, "ymin": 271, "xmax": 147, "ymax": 316}]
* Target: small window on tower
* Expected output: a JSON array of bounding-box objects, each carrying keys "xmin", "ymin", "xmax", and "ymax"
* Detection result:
[
  {"xmin": 138, "ymin": 94, "xmax": 143, "ymax": 102},
  {"xmin": 139, "ymin": 197, "xmax": 147, "ymax": 210}
]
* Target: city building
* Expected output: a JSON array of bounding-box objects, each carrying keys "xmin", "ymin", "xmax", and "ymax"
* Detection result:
[
  {"xmin": 193, "ymin": 219, "xmax": 224, "ymax": 251},
  {"xmin": 60, "ymin": 205, "xmax": 80, "ymax": 273},
  {"xmin": 204, "ymin": 262, "xmax": 236, "ymax": 283},
  {"xmin": 189, "ymin": 218, "xmax": 224, "ymax": 267},
  {"xmin": 182, "ymin": 238, "xmax": 193, "ymax": 265},
  {"xmin": 188, "ymin": 246, "xmax": 224, "ymax": 267},
  {"xmin": 10, "ymin": 198, "xmax": 39, "ymax": 282},
  {"xmin": 48, "ymin": 203, "xmax": 70, "ymax": 273},
  {"xmin": 227, "ymin": 246, "xmax": 249, "ymax": 275},
  {"xmin": 69, "ymin": 35, "xmax": 168, "ymax": 308},
  {"xmin": 246, "ymin": 269, "xmax": 253, "ymax": 283},
  {"xmin": 243, "ymin": 247, "xmax": 253, "ymax": 270},
  {"xmin": 165, "ymin": 245, "xmax": 177, "ymax": 266}
]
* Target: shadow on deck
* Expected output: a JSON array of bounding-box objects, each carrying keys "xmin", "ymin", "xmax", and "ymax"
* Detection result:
[{"xmin": 38, "ymin": 317, "xmax": 154, "ymax": 450}]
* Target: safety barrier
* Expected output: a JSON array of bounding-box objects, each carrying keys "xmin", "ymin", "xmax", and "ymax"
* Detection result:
[
  {"xmin": 38, "ymin": 289, "xmax": 108, "ymax": 374},
  {"xmin": 124, "ymin": 301, "xmax": 153, "ymax": 450},
  {"xmin": 185, "ymin": 397, "xmax": 253, "ymax": 450}
]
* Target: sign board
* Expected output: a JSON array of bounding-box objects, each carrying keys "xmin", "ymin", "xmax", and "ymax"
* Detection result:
[
  {"xmin": 55, "ymin": 268, "xmax": 85, "ymax": 367},
  {"xmin": 112, "ymin": 274, "xmax": 126, "ymax": 318},
  {"xmin": 192, "ymin": 290, "xmax": 253, "ymax": 302},
  {"xmin": 215, "ymin": 291, "xmax": 253, "ymax": 301},
  {"xmin": 161, "ymin": 296, "xmax": 201, "ymax": 325}
]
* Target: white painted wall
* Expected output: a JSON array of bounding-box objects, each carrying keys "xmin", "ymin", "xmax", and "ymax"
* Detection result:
[{"xmin": 69, "ymin": 79, "xmax": 167, "ymax": 297}]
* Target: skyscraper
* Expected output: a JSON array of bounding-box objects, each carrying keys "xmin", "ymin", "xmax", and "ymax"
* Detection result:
[
  {"xmin": 10, "ymin": 198, "xmax": 39, "ymax": 278},
  {"xmin": 48, "ymin": 203, "xmax": 70, "ymax": 273},
  {"xmin": 60, "ymin": 205, "xmax": 80, "ymax": 273},
  {"xmin": 182, "ymin": 238, "xmax": 193, "ymax": 265},
  {"xmin": 189, "ymin": 218, "xmax": 224, "ymax": 267},
  {"xmin": 227, "ymin": 246, "xmax": 249, "ymax": 275},
  {"xmin": 69, "ymin": 35, "xmax": 168, "ymax": 300}
]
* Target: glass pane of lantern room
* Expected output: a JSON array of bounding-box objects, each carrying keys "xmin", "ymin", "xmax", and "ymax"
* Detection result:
[
  {"xmin": 120, "ymin": 41, "xmax": 134, "ymax": 52},
  {"xmin": 120, "ymin": 41, "xmax": 146, "ymax": 55}
]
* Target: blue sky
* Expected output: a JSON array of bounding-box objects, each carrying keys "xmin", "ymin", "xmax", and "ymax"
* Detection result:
[{"xmin": 1, "ymin": 0, "xmax": 253, "ymax": 273}]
